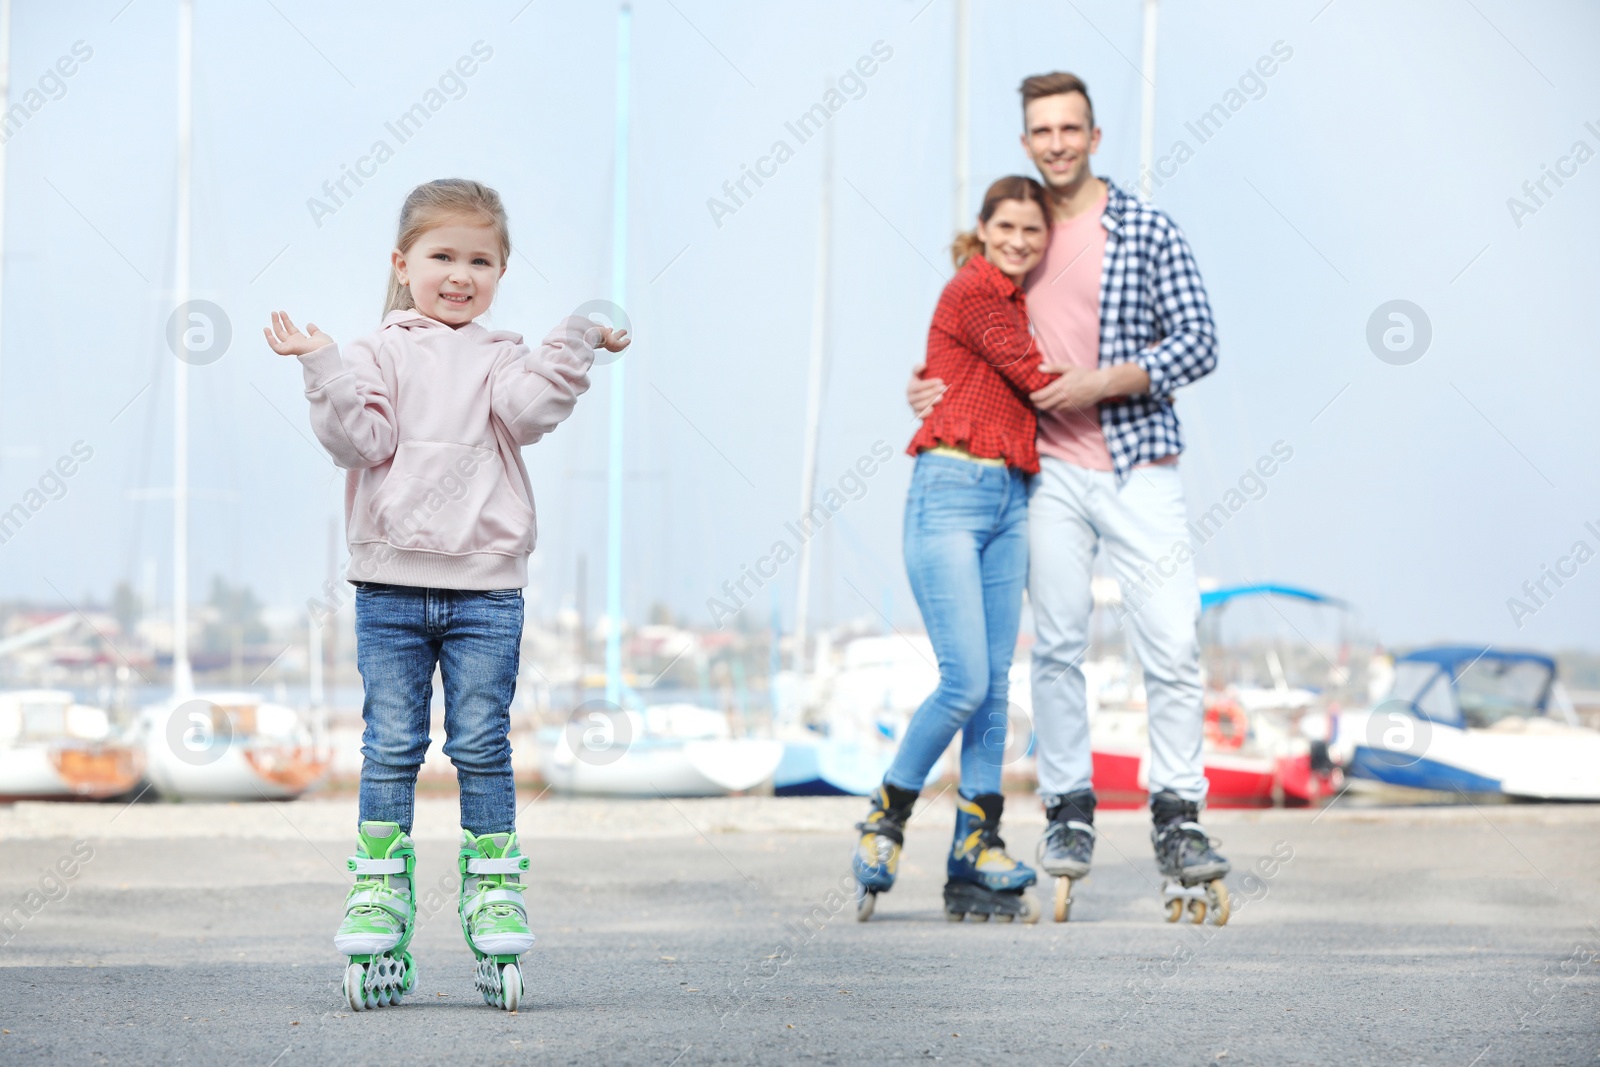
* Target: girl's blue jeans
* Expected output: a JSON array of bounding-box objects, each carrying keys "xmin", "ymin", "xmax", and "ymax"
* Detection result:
[
  {"xmin": 354, "ymin": 582, "xmax": 523, "ymax": 835},
  {"xmin": 884, "ymin": 453, "xmax": 1029, "ymax": 800}
]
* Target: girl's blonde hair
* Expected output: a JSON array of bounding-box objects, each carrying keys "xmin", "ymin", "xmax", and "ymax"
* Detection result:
[
  {"xmin": 384, "ymin": 178, "xmax": 511, "ymax": 315},
  {"xmin": 950, "ymin": 175, "xmax": 1052, "ymax": 268}
]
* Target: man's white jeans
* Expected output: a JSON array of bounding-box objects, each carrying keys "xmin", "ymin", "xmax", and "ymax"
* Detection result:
[{"xmin": 1028, "ymin": 456, "xmax": 1208, "ymax": 802}]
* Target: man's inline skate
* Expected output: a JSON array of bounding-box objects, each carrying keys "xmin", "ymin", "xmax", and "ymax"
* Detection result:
[
  {"xmin": 458, "ymin": 829, "xmax": 535, "ymax": 1010},
  {"xmin": 336, "ymin": 821, "xmax": 418, "ymax": 1011},
  {"xmin": 851, "ymin": 783, "xmax": 917, "ymax": 921},
  {"xmin": 944, "ymin": 794, "xmax": 1040, "ymax": 923},
  {"xmin": 1037, "ymin": 788, "xmax": 1097, "ymax": 922},
  {"xmin": 1150, "ymin": 790, "xmax": 1231, "ymax": 925}
]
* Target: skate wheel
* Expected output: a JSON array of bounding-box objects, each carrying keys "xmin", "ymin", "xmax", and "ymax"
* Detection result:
[
  {"xmin": 1018, "ymin": 891, "xmax": 1041, "ymax": 925},
  {"xmin": 344, "ymin": 963, "xmax": 366, "ymax": 1012},
  {"xmin": 997, "ymin": 913, "xmax": 1014, "ymax": 923},
  {"xmin": 501, "ymin": 964, "xmax": 521, "ymax": 1012},
  {"xmin": 972, "ymin": 912, "xmax": 990, "ymax": 922},
  {"xmin": 1187, "ymin": 899, "xmax": 1207, "ymax": 924},
  {"xmin": 1164, "ymin": 898, "xmax": 1183, "ymax": 923},
  {"xmin": 1053, "ymin": 877, "xmax": 1072, "ymax": 923},
  {"xmin": 855, "ymin": 887, "xmax": 876, "ymax": 923},
  {"xmin": 1207, "ymin": 880, "xmax": 1231, "ymax": 926},
  {"xmin": 946, "ymin": 909, "xmax": 965, "ymax": 922}
]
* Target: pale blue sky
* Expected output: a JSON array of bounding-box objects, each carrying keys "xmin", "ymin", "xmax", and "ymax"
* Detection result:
[{"xmin": 0, "ymin": 0, "xmax": 1595, "ymax": 650}]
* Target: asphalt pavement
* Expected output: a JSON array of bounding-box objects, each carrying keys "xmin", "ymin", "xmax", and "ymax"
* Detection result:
[{"xmin": 0, "ymin": 795, "xmax": 1596, "ymax": 1066}]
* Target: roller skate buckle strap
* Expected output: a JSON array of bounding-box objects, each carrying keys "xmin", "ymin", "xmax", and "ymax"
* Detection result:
[
  {"xmin": 464, "ymin": 856, "xmax": 530, "ymax": 875},
  {"xmin": 462, "ymin": 888, "xmax": 528, "ymax": 920},
  {"xmin": 344, "ymin": 890, "xmax": 412, "ymax": 921},
  {"xmin": 348, "ymin": 856, "xmax": 407, "ymax": 875}
]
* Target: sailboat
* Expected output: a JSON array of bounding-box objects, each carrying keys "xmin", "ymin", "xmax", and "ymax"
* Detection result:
[
  {"xmin": 133, "ymin": 0, "xmax": 325, "ymax": 802},
  {"xmin": 0, "ymin": 5, "xmax": 140, "ymax": 802},
  {"xmin": 536, "ymin": 5, "xmax": 782, "ymax": 797},
  {"xmin": 0, "ymin": 688, "xmax": 144, "ymax": 801},
  {"xmin": 768, "ymin": 73, "xmax": 924, "ymax": 796}
]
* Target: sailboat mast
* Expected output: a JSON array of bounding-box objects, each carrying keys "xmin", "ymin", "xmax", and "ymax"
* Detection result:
[
  {"xmin": 172, "ymin": 0, "xmax": 194, "ymax": 698},
  {"xmin": 0, "ymin": 0, "xmax": 9, "ymax": 453},
  {"xmin": 604, "ymin": 4, "xmax": 631, "ymax": 706},
  {"xmin": 953, "ymin": 0, "xmax": 969, "ymax": 231},
  {"xmin": 1138, "ymin": 0, "xmax": 1159, "ymax": 200},
  {"xmin": 791, "ymin": 110, "xmax": 831, "ymax": 675}
]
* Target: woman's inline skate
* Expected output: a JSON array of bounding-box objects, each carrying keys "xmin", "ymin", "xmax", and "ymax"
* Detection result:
[
  {"xmin": 458, "ymin": 829, "xmax": 536, "ymax": 1010},
  {"xmin": 851, "ymin": 783, "xmax": 918, "ymax": 921},
  {"xmin": 335, "ymin": 821, "xmax": 418, "ymax": 1010},
  {"xmin": 944, "ymin": 794, "xmax": 1040, "ymax": 923}
]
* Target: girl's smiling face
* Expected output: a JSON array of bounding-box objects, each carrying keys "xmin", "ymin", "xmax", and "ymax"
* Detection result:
[{"xmin": 392, "ymin": 219, "xmax": 507, "ymax": 326}]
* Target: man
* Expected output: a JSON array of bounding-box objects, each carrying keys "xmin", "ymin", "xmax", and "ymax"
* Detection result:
[{"xmin": 908, "ymin": 72, "xmax": 1228, "ymax": 908}]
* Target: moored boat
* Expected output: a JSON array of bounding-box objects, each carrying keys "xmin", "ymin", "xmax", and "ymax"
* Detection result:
[
  {"xmin": 138, "ymin": 690, "xmax": 328, "ymax": 801},
  {"xmin": 1333, "ymin": 646, "xmax": 1600, "ymax": 800},
  {"xmin": 538, "ymin": 703, "xmax": 785, "ymax": 797},
  {"xmin": 0, "ymin": 690, "xmax": 144, "ymax": 801}
]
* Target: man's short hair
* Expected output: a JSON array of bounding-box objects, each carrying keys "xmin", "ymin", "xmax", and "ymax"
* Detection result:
[{"xmin": 1019, "ymin": 72, "xmax": 1095, "ymax": 130}]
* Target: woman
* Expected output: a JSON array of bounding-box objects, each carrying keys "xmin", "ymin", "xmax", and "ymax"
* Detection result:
[{"xmin": 853, "ymin": 176, "xmax": 1058, "ymax": 923}]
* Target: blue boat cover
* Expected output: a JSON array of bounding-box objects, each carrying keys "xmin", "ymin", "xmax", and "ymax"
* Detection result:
[
  {"xmin": 1395, "ymin": 646, "xmax": 1557, "ymax": 673},
  {"xmin": 1199, "ymin": 583, "xmax": 1344, "ymax": 612}
]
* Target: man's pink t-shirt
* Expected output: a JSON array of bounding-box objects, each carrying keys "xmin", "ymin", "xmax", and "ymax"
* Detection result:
[{"xmin": 1024, "ymin": 190, "xmax": 1114, "ymax": 472}]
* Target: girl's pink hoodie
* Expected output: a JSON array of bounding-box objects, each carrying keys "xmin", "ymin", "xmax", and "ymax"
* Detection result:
[{"xmin": 297, "ymin": 309, "xmax": 596, "ymax": 590}]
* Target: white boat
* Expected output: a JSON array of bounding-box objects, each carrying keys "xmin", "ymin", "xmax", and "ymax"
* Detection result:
[
  {"xmin": 0, "ymin": 690, "xmax": 144, "ymax": 801},
  {"xmin": 538, "ymin": 703, "xmax": 784, "ymax": 797},
  {"xmin": 1332, "ymin": 646, "xmax": 1600, "ymax": 800},
  {"xmin": 772, "ymin": 635, "xmax": 958, "ymax": 795},
  {"xmin": 139, "ymin": 690, "xmax": 328, "ymax": 801}
]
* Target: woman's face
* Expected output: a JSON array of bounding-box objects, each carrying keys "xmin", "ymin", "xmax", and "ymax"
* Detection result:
[{"xmin": 977, "ymin": 198, "xmax": 1048, "ymax": 282}]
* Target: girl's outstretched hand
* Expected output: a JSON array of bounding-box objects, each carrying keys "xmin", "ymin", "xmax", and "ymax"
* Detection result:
[
  {"xmin": 585, "ymin": 326, "xmax": 630, "ymax": 354},
  {"xmin": 263, "ymin": 311, "xmax": 335, "ymax": 357}
]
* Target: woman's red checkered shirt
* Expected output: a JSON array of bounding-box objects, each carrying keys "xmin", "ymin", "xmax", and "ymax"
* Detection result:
[{"xmin": 907, "ymin": 253, "xmax": 1057, "ymax": 473}]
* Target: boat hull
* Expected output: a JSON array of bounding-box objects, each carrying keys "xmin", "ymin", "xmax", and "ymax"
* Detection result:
[
  {"xmin": 540, "ymin": 737, "xmax": 785, "ymax": 798},
  {"xmin": 1089, "ymin": 747, "xmax": 1277, "ymax": 807},
  {"xmin": 0, "ymin": 744, "xmax": 145, "ymax": 801},
  {"xmin": 1348, "ymin": 727, "xmax": 1600, "ymax": 801}
]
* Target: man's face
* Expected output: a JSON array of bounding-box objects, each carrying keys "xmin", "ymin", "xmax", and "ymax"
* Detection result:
[{"xmin": 1021, "ymin": 92, "xmax": 1101, "ymax": 193}]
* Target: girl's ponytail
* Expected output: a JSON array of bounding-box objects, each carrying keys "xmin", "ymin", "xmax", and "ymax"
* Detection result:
[
  {"xmin": 384, "ymin": 179, "xmax": 511, "ymax": 316},
  {"xmin": 383, "ymin": 268, "xmax": 413, "ymax": 316}
]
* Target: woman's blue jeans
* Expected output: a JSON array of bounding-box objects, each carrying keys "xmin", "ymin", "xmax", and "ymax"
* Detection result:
[
  {"xmin": 354, "ymin": 583, "xmax": 524, "ymax": 835},
  {"xmin": 884, "ymin": 453, "xmax": 1029, "ymax": 799}
]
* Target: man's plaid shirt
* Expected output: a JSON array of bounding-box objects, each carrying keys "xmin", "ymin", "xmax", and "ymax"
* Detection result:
[{"xmin": 1090, "ymin": 178, "xmax": 1217, "ymax": 481}]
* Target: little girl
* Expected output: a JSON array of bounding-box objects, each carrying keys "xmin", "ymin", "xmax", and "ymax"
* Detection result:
[{"xmin": 265, "ymin": 178, "xmax": 628, "ymax": 1012}]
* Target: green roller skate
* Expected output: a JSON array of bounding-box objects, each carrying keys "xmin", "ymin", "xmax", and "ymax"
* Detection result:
[
  {"xmin": 335, "ymin": 821, "xmax": 418, "ymax": 1011},
  {"xmin": 459, "ymin": 829, "xmax": 535, "ymax": 1011}
]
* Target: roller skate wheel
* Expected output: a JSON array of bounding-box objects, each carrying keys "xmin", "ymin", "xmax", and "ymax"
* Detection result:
[
  {"xmin": 1207, "ymin": 880, "xmax": 1231, "ymax": 926},
  {"xmin": 1187, "ymin": 899, "xmax": 1207, "ymax": 924},
  {"xmin": 1164, "ymin": 898, "xmax": 1183, "ymax": 923},
  {"xmin": 946, "ymin": 909, "xmax": 965, "ymax": 922},
  {"xmin": 971, "ymin": 911, "xmax": 990, "ymax": 922},
  {"xmin": 1053, "ymin": 877, "xmax": 1072, "ymax": 923},
  {"xmin": 344, "ymin": 963, "xmax": 366, "ymax": 1012},
  {"xmin": 501, "ymin": 964, "xmax": 521, "ymax": 1012},
  {"xmin": 855, "ymin": 886, "xmax": 876, "ymax": 923},
  {"xmin": 1018, "ymin": 891, "xmax": 1041, "ymax": 925}
]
